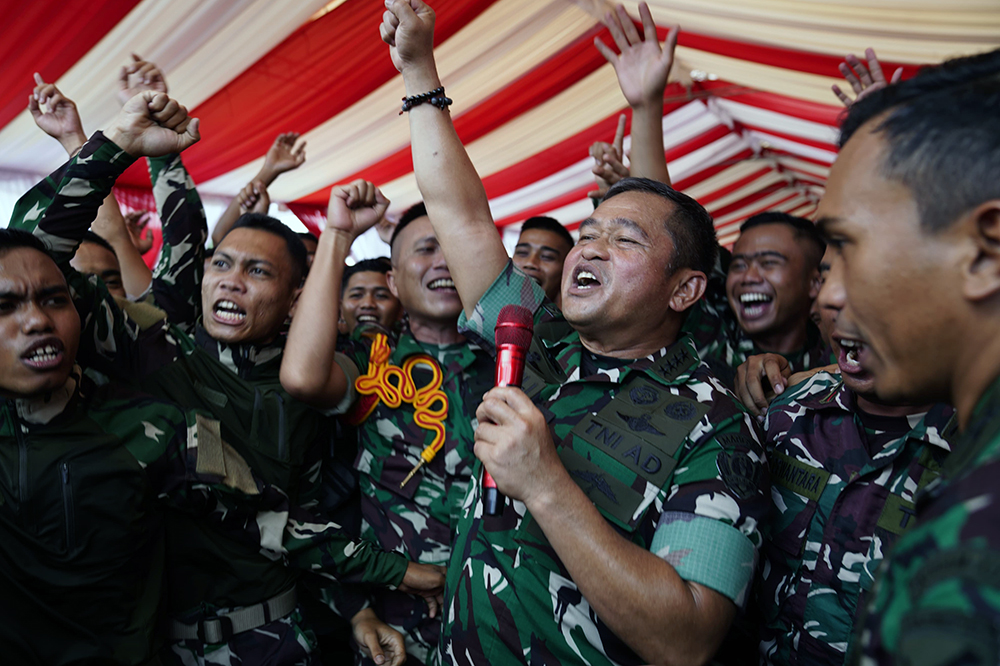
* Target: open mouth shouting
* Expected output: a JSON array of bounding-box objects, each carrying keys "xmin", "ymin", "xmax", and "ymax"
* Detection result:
[
  {"xmin": 736, "ymin": 292, "xmax": 774, "ymax": 320},
  {"xmin": 22, "ymin": 338, "xmax": 65, "ymax": 371},
  {"xmin": 834, "ymin": 336, "xmax": 868, "ymax": 376},
  {"xmin": 213, "ymin": 299, "xmax": 247, "ymax": 325},
  {"xmin": 569, "ymin": 264, "xmax": 603, "ymax": 293}
]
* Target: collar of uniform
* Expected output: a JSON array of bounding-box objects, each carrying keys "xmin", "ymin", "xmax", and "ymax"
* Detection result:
[
  {"xmin": 14, "ymin": 364, "xmax": 82, "ymax": 425},
  {"xmin": 794, "ymin": 373, "xmax": 955, "ymax": 456},
  {"xmin": 392, "ymin": 328, "xmax": 483, "ymax": 372},
  {"xmin": 898, "ymin": 402, "xmax": 955, "ymax": 453},
  {"xmin": 791, "ymin": 372, "xmax": 853, "ymax": 412},
  {"xmin": 942, "ymin": 374, "xmax": 1000, "ymax": 479},
  {"xmin": 194, "ymin": 323, "xmax": 284, "ymax": 379},
  {"xmin": 551, "ymin": 332, "xmax": 700, "ymax": 387}
]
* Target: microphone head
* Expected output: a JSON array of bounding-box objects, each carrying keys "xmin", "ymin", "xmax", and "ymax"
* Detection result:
[{"xmin": 495, "ymin": 304, "xmax": 534, "ymax": 351}]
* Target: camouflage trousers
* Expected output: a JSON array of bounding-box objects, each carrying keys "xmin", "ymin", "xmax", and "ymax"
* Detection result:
[{"xmin": 164, "ymin": 608, "xmax": 318, "ymax": 666}]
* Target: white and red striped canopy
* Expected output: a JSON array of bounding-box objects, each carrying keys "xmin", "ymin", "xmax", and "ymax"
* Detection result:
[{"xmin": 1, "ymin": 0, "xmax": 996, "ymax": 257}]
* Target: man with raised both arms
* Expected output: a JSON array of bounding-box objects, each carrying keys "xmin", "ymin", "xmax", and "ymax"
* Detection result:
[
  {"xmin": 9, "ymin": 88, "xmax": 442, "ymax": 666},
  {"xmin": 370, "ymin": 2, "xmax": 770, "ymax": 664},
  {"xmin": 0, "ymin": 185, "xmax": 311, "ymax": 664}
]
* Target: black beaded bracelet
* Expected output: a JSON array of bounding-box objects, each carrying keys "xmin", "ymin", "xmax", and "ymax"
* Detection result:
[{"xmin": 399, "ymin": 86, "xmax": 453, "ymax": 115}]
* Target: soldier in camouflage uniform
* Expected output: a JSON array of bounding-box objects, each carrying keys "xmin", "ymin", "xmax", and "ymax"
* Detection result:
[
  {"xmin": 377, "ymin": 4, "xmax": 770, "ymax": 664},
  {"xmin": 282, "ymin": 188, "xmax": 494, "ymax": 665},
  {"xmin": 806, "ymin": 48, "xmax": 1000, "ymax": 665},
  {"xmin": 756, "ymin": 366, "xmax": 953, "ymax": 666},
  {"xmin": 725, "ymin": 256, "xmax": 956, "ymax": 665},
  {"xmin": 10, "ymin": 90, "xmax": 441, "ymax": 665},
  {"xmin": 578, "ymin": 3, "xmax": 828, "ymax": 391},
  {"xmin": 0, "ymin": 229, "xmax": 310, "ymax": 665},
  {"xmin": 680, "ymin": 214, "xmax": 830, "ymax": 389}
]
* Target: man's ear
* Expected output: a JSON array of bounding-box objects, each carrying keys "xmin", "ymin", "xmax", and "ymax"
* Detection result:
[
  {"xmin": 963, "ymin": 201, "xmax": 1000, "ymax": 302},
  {"xmin": 386, "ymin": 269, "xmax": 400, "ymax": 299},
  {"xmin": 808, "ymin": 267, "xmax": 822, "ymax": 300},
  {"xmin": 287, "ymin": 286, "xmax": 303, "ymax": 318},
  {"xmin": 668, "ymin": 269, "xmax": 707, "ymax": 313}
]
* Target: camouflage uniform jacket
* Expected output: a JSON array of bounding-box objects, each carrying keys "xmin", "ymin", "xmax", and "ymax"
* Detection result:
[
  {"xmin": 8, "ymin": 134, "xmax": 407, "ymax": 611},
  {"xmin": 440, "ymin": 262, "xmax": 770, "ymax": 666},
  {"xmin": 0, "ymin": 368, "xmax": 290, "ymax": 665},
  {"xmin": 339, "ymin": 326, "xmax": 494, "ymax": 664},
  {"xmin": 146, "ymin": 152, "xmax": 208, "ymax": 333},
  {"xmin": 758, "ymin": 372, "xmax": 954, "ymax": 666},
  {"xmin": 681, "ymin": 274, "xmax": 829, "ymax": 388},
  {"xmin": 851, "ymin": 375, "xmax": 1000, "ymax": 666},
  {"xmin": 16, "ymin": 152, "xmax": 206, "ymax": 332}
]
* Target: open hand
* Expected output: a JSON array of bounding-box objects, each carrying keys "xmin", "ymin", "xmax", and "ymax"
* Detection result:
[
  {"xmin": 397, "ymin": 562, "xmax": 446, "ymax": 619},
  {"xmin": 262, "ymin": 132, "xmax": 306, "ymax": 181},
  {"xmin": 351, "ymin": 608, "xmax": 407, "ymax": 666},
  {"xmin": 117, "ymin": 54, "xmax": 168, "ymax": 107},
  {"xmin": 595, "ymin": 3, "xmax": 678, "ymax": 108},
  {"xmin": 327, "ymin": 180, "xmax": 390, "ymax": 240},
  {"xmin": 28, "ymin": 74, "xmax": 87, "ymax": 155},
  {"xmin": 105, "ymin": 91, "xmax": 200, "ymax": 157},
  {"xmin": 832, "ymin": 48, "xmax": 903, "ymax": 108},
  {"xmin": 381, "ymin": 0, "xmax": 436, "ymax": 73}
]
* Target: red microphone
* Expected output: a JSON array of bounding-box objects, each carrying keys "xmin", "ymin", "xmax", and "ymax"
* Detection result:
[{"xmin": 484, "ymin": 304, "xmax": 534, "ymax": 516}]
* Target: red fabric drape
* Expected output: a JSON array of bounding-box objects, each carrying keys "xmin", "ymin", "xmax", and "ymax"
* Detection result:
[
  {"xmin": 112, "ymin": 185, "xmax": 163, "ymax": 269},
  {"xmin": 0, "ymin": 0, "xmax": 142, "ymax": 130},
  {"xmin": 114, "ymin": 0, "xmax": 502, "ymax": 188},
  {"xmin": 286, "ymin": 203, "xmax": 325, "ymax": 237},
  {"xmin": 294, "ymin": 23, "xmax": 614, "ymax": 205}
]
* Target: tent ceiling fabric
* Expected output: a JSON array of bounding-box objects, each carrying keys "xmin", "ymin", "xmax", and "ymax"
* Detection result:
[{"xmin": 1, "ymin": 0, "xmax": 997, "ymax": 247}]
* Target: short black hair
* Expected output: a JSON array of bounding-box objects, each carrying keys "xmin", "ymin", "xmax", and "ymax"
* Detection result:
[
  {"xmin": 390, "ymin": 202, "xmax": 428, "ymax": 251},
  {"xmin": 225, "ymin": 213, "xmax": 308, "ymax": 284},
  {"xmin": 80, "ymin": 231, "xmax": 118, "ymax": 258},
  {"xmin": 519, "ymin": 216, "xmax": 574, "ymax": 249},
  {"xmin": 0, "ymin": 228, "xmax": 51, "ymax": 258},
  {"xmin": 297, "ymin": 231, "xmax": 318, "ymax": 246},
  {"xmin": 839, "ymin": 48, "xmax": 1000, "ymax": 232},
  {"xmin": 602, "ymin": 177, "xmax": 718, "ymax": 276},
  {"xmin": 739, "ymin": 212, "xmax": 825, "ymax": 267},
  {"xmin": 342, "ymin": 257, "xmax": 392, "ymax": 295}
]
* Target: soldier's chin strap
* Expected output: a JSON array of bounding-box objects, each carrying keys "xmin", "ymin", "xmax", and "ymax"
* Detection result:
[{"xmin": 348, "ymin": 333, "xmax": 450, "ymax": 488}]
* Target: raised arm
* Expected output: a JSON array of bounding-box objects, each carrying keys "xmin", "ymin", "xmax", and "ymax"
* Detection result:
[
  {"xmin": 118, "ymin": 56, "xmax": 210, "ymax": 329},
  {"xmin": 29, "ymin": 75, "xmax": 154, "ymax": 298},
  {"xmin": 10, "ymin": 92, "xmax": 200, "ymax": 378},
  {"xmin": 211, "ymin": 133, "xmax": 306, "ymax": 246},
  {"xmin": 281, "ymin": 180, "xmax": 388, "ymax": 409},
  {"xmin": 147, "ymin": 152, "xmax": 208, "ymax": 331},
  {"xmin": 382, "ymin": 0, "xmax": 508, "ymax": 316},
  {"xmin": 28, "ymin": 73, "xmax": 87, "ymax": 157},
  {"xmin": 12, "ymin": 93, "xmax": 199, "ymax": 260},
  {"xmin": 595, "ymin": 2, "xmax": 677, "ymax": 186},
  {"xmin": 91, "ymin": 194, "xmax": 154, "ymax": 299}
]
